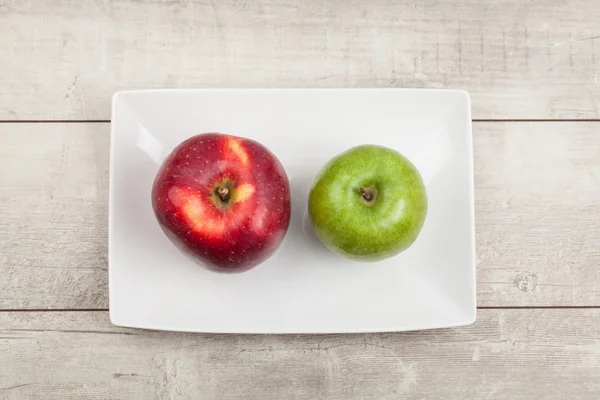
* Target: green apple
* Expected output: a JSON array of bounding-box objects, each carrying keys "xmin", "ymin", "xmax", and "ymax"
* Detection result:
[{"xmin": 308, "ymin": 145, "xmax": 427, "ymax": 261}]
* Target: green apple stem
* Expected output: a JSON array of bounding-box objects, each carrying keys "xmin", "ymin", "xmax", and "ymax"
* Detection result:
[
  {"xmin": 359, "ymin": 187, "xmax": 372, "ymax": 201},
  {"xmin": 217, "ymin": 187, "xmax": 230, "ymax": 202}
]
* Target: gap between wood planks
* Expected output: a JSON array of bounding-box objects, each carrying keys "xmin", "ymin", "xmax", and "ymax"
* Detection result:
[
  {"xmin": 1, "ymin": 119, "xmax": 600, "ymax": 123},
  {"xmin": 1, "ymin": 306, "xmax": 600, "ymax": 312}
]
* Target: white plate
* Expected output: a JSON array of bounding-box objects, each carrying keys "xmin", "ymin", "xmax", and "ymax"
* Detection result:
[{"xmin": 109, "ymin": 88, "xmax": 476, "ymax": 333}]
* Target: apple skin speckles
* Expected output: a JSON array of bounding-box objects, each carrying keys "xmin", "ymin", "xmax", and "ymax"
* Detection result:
[
  {"xmin": 308, "ymin": 144, "xmax": 427, "ymax": 262},
  {"xmin": 152, "ymin": 133, "xmax": 291, "ymax": 273}
]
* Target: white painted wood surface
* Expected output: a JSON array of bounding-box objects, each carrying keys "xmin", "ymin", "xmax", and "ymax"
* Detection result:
[
  {"xmin": 475, "ymin": 122, "xmax": 600, "ymax": 306},
  {"xmin": 2, "ymin": 1, "xmax": 600, "ymax": 397},
  {"xmin": 1, "ymin": 0, "xmax": 600, "ymax": 120},
  {"xmin": 0, "ymin": 122, "xmax": 598, "ymax": 309},
  {"xmin": 0, "ymin": 124, "xmax": 109, "ymax": 309},
  {"xmin": 1, "ymin": 309, "xmax": 599, "ymax": 399}
]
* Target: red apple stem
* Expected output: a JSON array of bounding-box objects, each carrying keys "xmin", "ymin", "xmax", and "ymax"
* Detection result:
[
  {"xmin": 359, "ymin": 187, "xmax": 372, "ymax": 201},
  {"xmin": 217, "ymin": 187, "xmax": 230, "ymax": 202}
]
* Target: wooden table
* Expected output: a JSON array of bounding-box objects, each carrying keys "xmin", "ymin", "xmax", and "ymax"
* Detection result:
[{"xmin": 1, "ymin": 1, "xmax": 599, "ymax": 398}]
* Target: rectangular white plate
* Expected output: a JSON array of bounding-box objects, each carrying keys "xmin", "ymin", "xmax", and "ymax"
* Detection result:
[{"xmin": 109, "ymin": 88, "xmax": 476, "ymax": 333}]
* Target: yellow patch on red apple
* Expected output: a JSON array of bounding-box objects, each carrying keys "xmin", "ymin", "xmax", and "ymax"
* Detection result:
[
  {"xmin": 182, "ymin": 200, "xmax": 226, "ymax": 236},
  {"xmin": 168, "ymin": 186, "xmax": 226, "ymax": 236},
  {"xmin": 232, "ymin": 183, "xmax": 255, "ymax": 203},
  {"xmin": 227, "ymin": 138, "xmax": 249, "ymax": 165}
]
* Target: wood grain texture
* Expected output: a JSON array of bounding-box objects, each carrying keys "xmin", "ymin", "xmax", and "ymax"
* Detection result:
[
  {"xmin": 2, "ymin": 0, "xmax": 600, "ymax": 120},
  {"xmin": 0, "ymin": 124, "xmax": 109, "ymax": 309},
  {"xmin": 0, "ymin": 309, "xmax": 599, "ymax": 399},
  {"xmin": 475, "ymin": 122, "xmax": 600, "ymax": 306},
  {"xmin": 0, "ymin": 122, "xmax": 599, "ymax": 309}
]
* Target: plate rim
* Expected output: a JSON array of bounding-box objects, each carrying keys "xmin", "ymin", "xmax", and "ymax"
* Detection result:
[{"xmin": 108, "ymin": 87, "xmax": 476, "ymax": 334}]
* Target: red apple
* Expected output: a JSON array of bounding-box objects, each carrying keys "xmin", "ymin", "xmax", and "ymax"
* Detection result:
[{"xmin": 151, "ymin": 133, "xmax": 291, "ymax": 273}]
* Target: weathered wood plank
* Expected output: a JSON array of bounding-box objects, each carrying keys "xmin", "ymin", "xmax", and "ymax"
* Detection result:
[
  {"xmin": 0, "ymin": 122, "xmax": 599, "ymax": 309},
  {"xmin": 1, "ymin": 0, "xmax": 600, "ymax": 120},
  {"xmin": 0, "ymin": 124, "xmax": 109, "ymax": 309},
  {"xmin": 475, "ymin": 122, "xmax": 600, "ymax": 306},
  {"xmin": 0, "ymin": 309, "xmax": 599, "ymax": 399}
]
